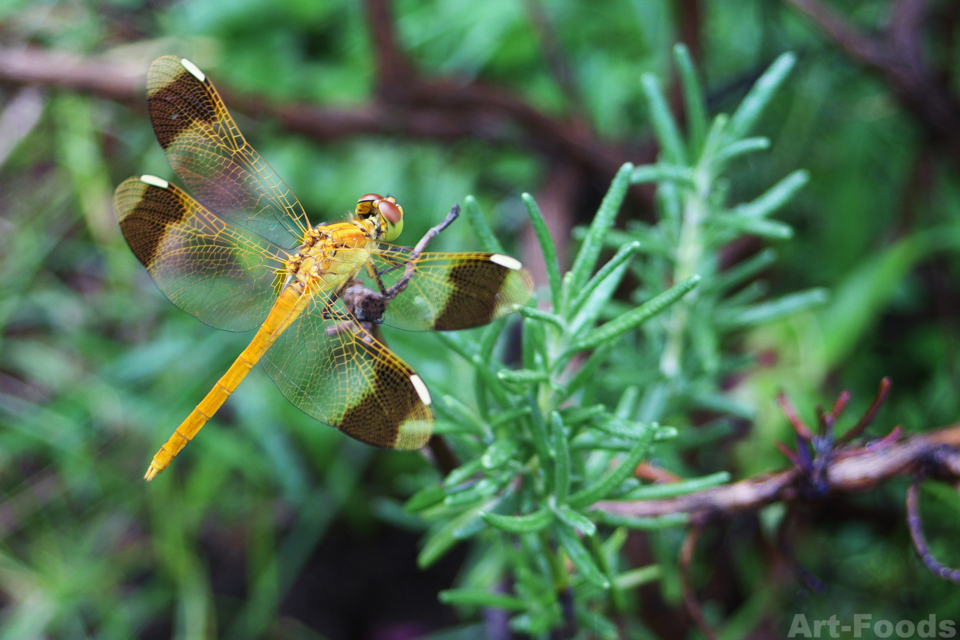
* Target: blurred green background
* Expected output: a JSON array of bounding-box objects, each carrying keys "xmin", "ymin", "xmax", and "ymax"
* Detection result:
[{"xmin": 1, "ymin": 0, "xmax": 960, "ymax": 638}]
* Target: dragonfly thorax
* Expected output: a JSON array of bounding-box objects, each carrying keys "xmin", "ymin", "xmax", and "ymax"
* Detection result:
[{"xmin": 285, "ymin": 221, "xmax": 377, "ymax": 294}]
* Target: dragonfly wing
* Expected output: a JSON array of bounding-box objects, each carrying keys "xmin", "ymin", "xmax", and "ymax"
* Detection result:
[
  {"xmin": 146, "ymin": 55, "xmax": 310, "ymax": 249},
  {"xmin": 114, "ymin": 175, "xmax": 285, "ymax": 332},
  {"xmin": 261, "ymin": 293, "xmax": 433, "ymax": 450},
  {"xmin": 371, "ymin": 250, "xmax": 534, "ymax": 331}
]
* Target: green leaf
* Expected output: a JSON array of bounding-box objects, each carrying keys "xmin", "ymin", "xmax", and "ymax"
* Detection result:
[
  {"xmin": 722, "ymin": 280, "xmax": 769, "ymax": 307},
  {"xmin": 576, "ymin": 608, "xmax": 619, "ymax": 640},
  {"xmin": 567, "ymin": 276, "xmax": 700, "ymax": 353},
  {"xmin": 726, "ymin": 52, "xmax": 797, "ymax": 140},
  {"xmin": 497, "ymin": 369, "xmax": 550, "ymax": 384},
  {"xmin": 699, "ymin": 113, "xmax": 729, "ymax": 165},
  {"xmin": 527, "ymin": 399, "xmax": 554, "ymax": 491},
  {"xmin": 615, "ymin": 386, "xmax": 641, "ymax": 419},
  {"xmin": 489, "ymin": 406, "xmax": 533, "ymax": 427},
  {"xmin": 588, "ymin": 511, "xmax": 689, "ymax": 530},
  {"xmin": 566, "ymin": 260, "xmax": 632, "ymax": 339},
  {"xmin": 419, "ymin": 502, "xmax": 492, "ymax": 568},
  {"xmin": 569, "ymin": 431, "xmax": 636, "ymax": 452},
  {"xmin": 439, "ymin": 589, "xmax": 528, "ymax": 611},
  {"xmin": 712, "ymin": 214, "xmax": 793, "ymax": 239},
  {"xmin": 716, "ymin": 287, "xmax": 829, "ymax": 328},
  {"xmin": 516, "ymin": 306, "xmax": 565, "ymax": 329},
  {"xmin": 674, "ymin": 43, "xmax": 707, "ymax": 155},
  {"xmin": 522, "ymin": 193, "xmax": 562, "ymax": 311},
  {"xmin": 708, "ymin": 248, "xmax": 777, "ymax": 293},
  {"xmin": 549, "ymin": 412, "xmax": 570, "ymax": 504},
  {"xmin": 522, "ymin": 309, "xmax": 546, "ymax": 371},
  {"xmin": 641, "ymin": 73, "xmax": 687, "ymax": 166},
  {"xmin": 711, "ymin": 137, "xmax": 770, "ymax": 169},
  {"xmin": 630, "ymin": 163, "xmax": 695, "ymax": 186},
  {"xmin": 474, "ymin": 319, "xmax": 506, "ymax": 420},
  {"xmin": 405, "ymin": 484, "xmax": 447, "ymax": 513},
  {"xmin": 619, "ymin": 471, "xmax": 731, "ymax": 500},
  {"xmin": 614, "ymin": 565, "xmax": 663, "ymax": 589},
  {"xmin": 557, "ymin": 342, "xmax": 615, "ymax": 401},
  {"xmin": 435, "ymin": 333, "xmax": 510, "ymax": 405},
  {"xmin": 734, "ymin": 169, "xmax": 809, "ymax": 218},
  {"xmin": 444, "ymin": 478, "xmax": 501, "ymax": 507},
  {"xmin": 594, "ymin": 416, "xmax": 653, "ymax": 441},
  {"xmin": 437, "ymin": 394, "xmax": 489, "ymax": 436},
  {"xmin": 444, "ymin": 457, "xmax": 484, "ymax": 487},
  {"xmin": 568, "ymin": 424, "xmax": 657, "ymax": 508},
  {"xmin": 820, "ymin": 234, "xmax": 930, "ymax": 367},
  {"xmin": 462, "ymin": 195, "xmax": 505, "ymax": 253},
  {"xmin": 566, "ymin": 163, "xmax": 633, "ymax": 303},
  {"xmin": 481, "ymin": 438, "xmax": 521, "ymax": 469},
  {"xmin": 688, "ymin": 392, "xmax": 755, "ymax": 419},
  {"xmin": 455, "ymin": 491, "xmax": 519, "ymax": 539},
  {"xmin": 552, "ymin": 504, "xmax": 596, "ymax": 536},
  {"xmin": 481, "ymin": 507, "xmax": 553, "ymax": 533},
  {"xmin": 557, "ymin": 404, "xmax": 607, "ymax": 426},
  {"xmin": 568, "ymin": 242, "xmax": 641, "ymax": 317},
  {"xmin": 554, "ymin": 523, "xmax": 609, "ymax": 588}
]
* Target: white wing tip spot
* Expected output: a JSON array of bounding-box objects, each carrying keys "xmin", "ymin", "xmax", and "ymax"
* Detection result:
[
  {"xmin": 140, "ymin": 175, "xmax": 169, "ymax": 189},
  {"xmin": 410, "ymin": 375, "xmax": 432, "ymax": 406},
  {"xmin": 180, "ymin": 58, "xmax": 206, "ymax": 82},
  {"xmin": 490, "ymin": 254, "xmax": 523, "ymax": 271}
]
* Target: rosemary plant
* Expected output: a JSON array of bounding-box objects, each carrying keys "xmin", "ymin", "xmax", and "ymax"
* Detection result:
[{"xmin": 398, "ymin": 46, "xmax": 827, "ymax": 636}]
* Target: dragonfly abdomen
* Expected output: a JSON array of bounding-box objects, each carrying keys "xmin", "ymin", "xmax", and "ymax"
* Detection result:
[{"xmin": 144, "ymin": 285, "xmax": 310, "ymax": 480}]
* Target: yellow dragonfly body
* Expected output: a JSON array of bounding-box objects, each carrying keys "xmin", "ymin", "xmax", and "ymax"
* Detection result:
[{"xmin": 114, "ymin": 56, "xmax": 532, "ymax": 480}]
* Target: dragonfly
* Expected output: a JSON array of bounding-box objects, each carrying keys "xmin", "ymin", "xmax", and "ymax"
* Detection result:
[{"xmin": 114, "ymin": 55, "xmax": 533, "ymax": 481}]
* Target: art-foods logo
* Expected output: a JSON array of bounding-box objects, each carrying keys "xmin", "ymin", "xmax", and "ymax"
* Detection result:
[{"xmin": 788, "ymin": 614, "xmax": 956, "ymax": 638}]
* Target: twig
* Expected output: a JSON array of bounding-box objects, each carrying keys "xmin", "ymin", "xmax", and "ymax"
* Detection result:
[
  {"xmin": 679, "ymin": 526, "xmax": 719, "ymax": 640},
  {"xmin": 784, "ymin": 0, "xmax": 960, "ymax": 166},
  {"xmin": 776, "ymin": 392, "xmax": 814, "ymax": 440},
  {"xmin": 0, "ymin": 45, "xmax": 649, "ymax": 183},
  {"xmin": 522, "ymin": 0, "xmax": 584, "ymax": 115},
  {"xmin": 837, "ymin": 377, "xmax": 891, "ymax": 444},
  {"xmin": 906, "ymin": 478, "xmax": 960, "ymax": 582}
]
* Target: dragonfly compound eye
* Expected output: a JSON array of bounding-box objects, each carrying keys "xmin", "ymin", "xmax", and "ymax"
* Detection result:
[
  {"xmin": 379, "ymin": 199, "xmax": 403, "ymax": 225},
  {"xmin": 379, "ymin": 199, "xmax": 404, "ymax": 241},
  {"xmin": 355, "ymin": 193, "xmax": 384, "ymax": 217}
]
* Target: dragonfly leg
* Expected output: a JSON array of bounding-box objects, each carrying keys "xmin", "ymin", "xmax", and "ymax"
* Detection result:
[
  {"xmin": 366, "ymin": 261, "xmax": 389, "ymax": 296},
  {"xmin": 385, "ymin": 204, "xmax": 460, "ymax": 301}
]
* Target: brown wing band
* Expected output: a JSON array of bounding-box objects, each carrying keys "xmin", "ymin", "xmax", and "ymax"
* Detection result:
[
  {"xmin": 116, "ymin": 180, "xmax": 189, "ymax": 269},
  {"xmin": 147, "ymin": 67, "xmax": 217, "ymax": 151},
  {"xmin": 337, "ymin": 339, "xmax": 426, "ymax": 448},
  {"xmin": 433, "ymin": 262, "xmax": 509, "ymax": 331}
]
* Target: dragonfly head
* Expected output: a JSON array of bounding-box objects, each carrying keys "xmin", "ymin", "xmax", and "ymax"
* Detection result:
[{"xmin": 355, "ymin": 193, "xmax": 404, "ymax": 242}]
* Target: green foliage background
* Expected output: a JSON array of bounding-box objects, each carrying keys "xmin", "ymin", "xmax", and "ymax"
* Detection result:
[{"xmin": 1, "ymin": 0, "xmax": 959, "ymax": 638}]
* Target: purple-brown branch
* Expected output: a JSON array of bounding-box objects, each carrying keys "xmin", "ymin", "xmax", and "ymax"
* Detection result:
[{"xmin": 594, "ymin": 423, "xmax": 960, "ymax": 521}]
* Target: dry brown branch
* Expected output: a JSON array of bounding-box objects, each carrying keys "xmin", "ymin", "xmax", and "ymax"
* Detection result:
[
  {"xmin": 785, "ymin": 0, "xmax": 960, "ymax": 166},
  {"xmin": 906, "ymin": 479, "xmax": 960, "ymax": 582},
  {"xmin": 0, "ymin": 42, "xmax": 652, "ymax": 189},
  {"xmin": 594, "ymin": 423, "xmax": 960, "ymax": 521},
  {"xmin": 679, "ymin": 526, "xmax": 720, "ymax": 640}
]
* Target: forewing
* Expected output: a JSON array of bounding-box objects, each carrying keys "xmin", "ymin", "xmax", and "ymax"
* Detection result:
[
  {"xmin": 261, "ymin": 294, "xmax": 433, "ymax": 450},
  {"xmin": 114, "ymin": 176, "xmax": 285, "ymax": 332},
  {"xmin": 372, "ymin": 250, "xmax": 534, "ymax": 331},
  {"xmin": 147, "ymin": 55, "xmax": 309, "ymax": 249}
]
